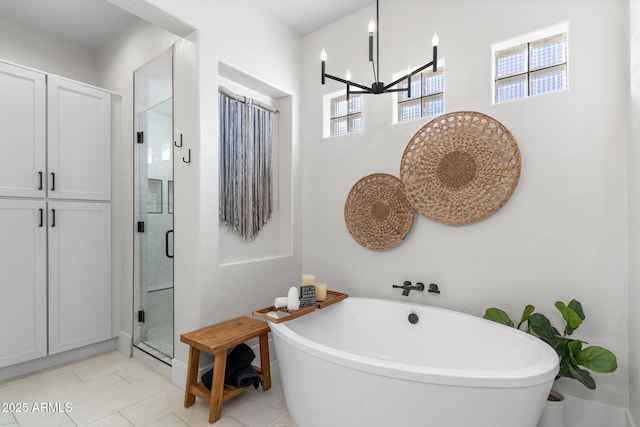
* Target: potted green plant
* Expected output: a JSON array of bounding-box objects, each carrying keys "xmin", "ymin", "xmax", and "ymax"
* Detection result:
[{"xmin": 483, "ymin": 299, "xmax": 617, "ymax": 427}]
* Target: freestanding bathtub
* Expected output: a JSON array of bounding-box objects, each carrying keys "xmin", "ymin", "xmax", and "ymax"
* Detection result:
[{"xmin": 269, "ymin": 297, "xmax": 558, "ymax": 427}]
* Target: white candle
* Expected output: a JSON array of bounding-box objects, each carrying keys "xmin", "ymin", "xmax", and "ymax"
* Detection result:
[
  {"xmin": 301, "ymin": 274, "xmax": 316, "ymax": 285},
  {"xmin": 314, "ymin": 282, "xmax": 327, "ymax": 302}
]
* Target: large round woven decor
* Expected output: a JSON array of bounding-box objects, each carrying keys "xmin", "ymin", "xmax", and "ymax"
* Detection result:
[
  {"xmin": 400, "ymin": 111, "xmax": 521, "ymax": 225},
  {"xmin": 344, "ymin": 173, "xmax": 415, "ymax": 250}
]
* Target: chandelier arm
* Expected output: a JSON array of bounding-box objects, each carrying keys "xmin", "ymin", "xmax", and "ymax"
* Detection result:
[
  {"xmin": 371, "ymin": 60, "xmax": 378, "ymax": 84},
  {"xmin": 384, "ymin": 60, "xmax": 434, "ymax": 91},
  {"xmin": 324, "ymin": 73, "xmax": 372, "ymax": 92}
]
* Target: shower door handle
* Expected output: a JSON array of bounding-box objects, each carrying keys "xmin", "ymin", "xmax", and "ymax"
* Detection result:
[{"xmin": 165, "ymin": 229, "xmax": 174, "ymax": 258}]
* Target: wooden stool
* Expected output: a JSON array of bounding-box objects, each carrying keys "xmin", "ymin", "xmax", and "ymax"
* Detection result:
[{"xmin": 180, "ymin": 316, "xmax": 271, "ymax": 424}]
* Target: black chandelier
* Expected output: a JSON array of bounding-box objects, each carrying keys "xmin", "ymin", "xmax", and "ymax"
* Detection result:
[{"xmin": 320, "ymin": 0, "xmax": 438, "ymax": 99}]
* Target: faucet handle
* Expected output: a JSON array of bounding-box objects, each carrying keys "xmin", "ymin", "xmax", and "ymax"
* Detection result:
[{"xmin": 428, "ymin": 283, "xmax": 440, "ymax": 294}]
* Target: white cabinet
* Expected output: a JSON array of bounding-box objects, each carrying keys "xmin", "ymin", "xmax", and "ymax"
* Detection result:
[
  {"xmin": 48, "ymin": 77, "xmax": 111, "ymax": 201},
  {"xmin": 48, "ymin": 202, "xmax": 111, "ymax": 354},
  {"xmin": 0, "ymin": 63, "xmax": 46, "ymax": 199},
  {"xmin": 0, "ymin": 200, "xmax": 47, "ymax": 368},
  {"xmin": 0, "ymin": 61, "xmax": 113, "ymax": 367}
]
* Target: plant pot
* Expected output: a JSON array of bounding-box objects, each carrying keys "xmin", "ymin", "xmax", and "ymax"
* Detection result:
[{"xmin": 537, "ymin": 391, "xmax": 565, "ymax": 427}]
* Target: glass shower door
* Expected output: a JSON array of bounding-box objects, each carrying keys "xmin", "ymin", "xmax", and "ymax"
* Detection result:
[{"xmin": 136, "ymin": 97, "xmax": 174, "ymax": 360}]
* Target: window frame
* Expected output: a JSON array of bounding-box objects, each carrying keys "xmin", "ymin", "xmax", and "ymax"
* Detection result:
[
  {"xmin": 327, "ymin": 93, "xmax": 363, "ymax": 137},
  {"xmin": 494, "ymin": 32, "xmax": 568, "ymax": 104},
  {"xmin": 395, "ymin": 65, "xmax": 445, "ymax": 124}
]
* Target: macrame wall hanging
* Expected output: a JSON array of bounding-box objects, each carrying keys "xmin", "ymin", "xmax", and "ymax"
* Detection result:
[{"xmin": 219, "ymin": 86, "xmax": 275, "ymax": 241}]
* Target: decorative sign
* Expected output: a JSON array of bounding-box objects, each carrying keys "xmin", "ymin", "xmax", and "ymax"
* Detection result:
[{"xmin": 299, "ymin": 285, "xmax": 317, "ymax": 307}]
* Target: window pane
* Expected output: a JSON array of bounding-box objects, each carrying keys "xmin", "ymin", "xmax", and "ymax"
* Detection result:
[
  {"xmin": 423, "ymin": 71, "xmax": 444, "ymax": 96},
  {"xmin": 330, "ymin": 117, "xmax": 348, "ymax": 136},
  {"xmin": 349, "ymin": 94, "xmax": 363, "ymax": 114},
  {"xmin": 530, "ymin": 34, "xmax": 566, "ymax": 71},
  {"xmin": 530, "ymin": 64, "xmax": 566, "ymax": 96},
  {"xmin": 422, "ymin": 94, "xmax": 444, "ymax": 117},
  {"xmin": 349, "ymin": 114, "xmax": 363, "ymax": 133},
  {"xmin": 331, "ymin": 96, "xmax": 348, "ymax": 118},
  {"xmin": 496, "ymin": 75, "xmax": 527, "ymax": 103},
  {"xmin": 496, "ymin": 45, "xmax": 527, "ymax": 79},
  {"xmin": 398, "ymin": 78, "xmax": 421, "ymax": 102},
  {"xmin": 398, "ymin": 100, "xmax": 421, "ymax": 122}
]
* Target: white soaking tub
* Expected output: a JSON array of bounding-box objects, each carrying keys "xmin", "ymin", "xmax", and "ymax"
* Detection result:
[{"xmin": 269, "ymin": 297, "xmax": 558, "ymax": 427}]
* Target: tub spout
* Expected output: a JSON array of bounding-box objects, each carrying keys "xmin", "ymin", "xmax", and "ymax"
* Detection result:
[{"xmin": 392, "ymin": 281, "xmax": 425, "ymax": 296}]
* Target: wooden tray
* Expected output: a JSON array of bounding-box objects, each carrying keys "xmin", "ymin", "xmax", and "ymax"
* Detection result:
[{"xmin": 253, "ymin": 290, "xmax": 348, "ymax": 323}]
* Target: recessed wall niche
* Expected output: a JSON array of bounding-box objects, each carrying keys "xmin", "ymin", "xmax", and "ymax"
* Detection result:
[{"xmin": 218, "ymin": 63, "xmax": 293, "ymax": 265}]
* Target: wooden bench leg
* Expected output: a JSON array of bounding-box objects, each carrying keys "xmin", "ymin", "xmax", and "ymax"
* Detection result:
[
  {"xmin": 208, "ymin": 350, "xmax": 227, "ymax": 424},
  {"xmin": 259, "ymin": 333, "xmax": 271, "ymax": 391},
  {"xmin": 184, "ymin": 346, "xmax": 200, "ymax": 407}
]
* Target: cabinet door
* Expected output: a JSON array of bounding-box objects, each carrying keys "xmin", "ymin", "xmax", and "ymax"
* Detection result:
[
  {"xmin": 0, "ymin": 200, "xmax": 47, "ymax": 368},
  {"xmin": 48, "ymin": 77, "xmax": 111, "ymax": 201},
  {"xmin": 48, "ymin": 201, "xmax": 111, "ymax": 354},
  {"xmin": 0, "ymin": 62, "xmax": 46, "ymax": 198}
]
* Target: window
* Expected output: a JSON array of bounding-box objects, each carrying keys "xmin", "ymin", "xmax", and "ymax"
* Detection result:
[
  {"xmin": 494, "ymin": 33, "xmax": 567, "ymax": 104},
  {"xmin": 329, "ymin": 94, "xmax": 363, "ymax": 137},
  {"xmin": 397, "ymin": 67, "xmax": 445, "ymax": 123}
]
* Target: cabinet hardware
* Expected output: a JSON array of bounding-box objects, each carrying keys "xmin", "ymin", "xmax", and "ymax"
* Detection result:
[
  {"xmin": 136, "ymin": 131, "xmax": 144, "ymax": 144},
  {"xmin": 39, "ymin": 208, "xmax": 43, "ymax": 227},
  {"xmin": 175, "ymin": 133, "xmax": 183, "ymax": 148},
  {"xmin": 183, "ymin": 148, "xmax": 191, "ymax": 163},
  {"xmin": 38, "ymin": 172, "xmax": 43, "ymax": 190},
  {"xmin": 50, "ymin": 172, "xmax": 55, "ymax": 191},
  {"xmin": 51, "ymin": 209, "xmax": 55, "ymax": 227}
]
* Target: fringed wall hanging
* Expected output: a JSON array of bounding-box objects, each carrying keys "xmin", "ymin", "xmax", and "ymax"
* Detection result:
[{"xmin": 219, "ymin": 86, "xmax": 276, "ymax": 241}]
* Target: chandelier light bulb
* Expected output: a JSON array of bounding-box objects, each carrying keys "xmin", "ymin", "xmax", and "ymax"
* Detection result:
[
  {"xmin": 368, "ymin": 18, "xmax": 376, "ymax": 34},
  {"xmin": 432, "ymin": 31, "xmax": 439, "ymax": 47},
  {"xmin": 345, "ymin": 69, "xmax": 352, "ymax": 81},
  {"xmin": 320, "ymin": 47, "xmax": 327, "ymax": 61}
]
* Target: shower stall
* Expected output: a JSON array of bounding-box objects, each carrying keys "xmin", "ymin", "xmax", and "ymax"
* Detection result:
[{"xmin": 133, "ymin": 50, "xmax": 174, "ymax": 363}]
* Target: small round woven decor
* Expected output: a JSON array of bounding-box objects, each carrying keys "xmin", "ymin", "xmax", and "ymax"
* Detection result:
[
  {"xmin": 344, "ymin": 173, "xmax": 415, "ymax": 250},
  {"xmin": 400, "ymin": 111, "xmax": 521, "ymax": 225}
]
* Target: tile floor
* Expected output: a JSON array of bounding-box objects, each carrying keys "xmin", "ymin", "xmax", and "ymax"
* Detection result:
[{"xmin": 0, "ymin": 351, "xmax": 295, "ymax": 427}]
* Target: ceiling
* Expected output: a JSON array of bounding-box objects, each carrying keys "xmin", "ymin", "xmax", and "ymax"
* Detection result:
[
  {"xmin": 254, "ymin": 0, "xmax": 374, "ymax": 36},
  {"xmin": 0, "ymin": 0, "xmax": 374, "ymax": 49}
]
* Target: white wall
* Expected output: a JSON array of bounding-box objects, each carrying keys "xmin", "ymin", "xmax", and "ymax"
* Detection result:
[
  {"xmin": 628, "ymin": 0, "xmax": 640, "ymax": 419},
  {"xmin": 302, "ymin": 0, "xmax": 629, "ymax": 408},
  {"xmin": 0, "ymin": 15, "xmax": 98, "ymax": 85}
]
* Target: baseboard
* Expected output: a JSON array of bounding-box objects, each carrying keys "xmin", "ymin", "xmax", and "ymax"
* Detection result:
[
  {"xmin": 0, "ymin": 339, "xmax": 117, "ymax": 383},
  {"xmin": 565, "ymin": 394, "xmax": 629, "ymax": 427}
]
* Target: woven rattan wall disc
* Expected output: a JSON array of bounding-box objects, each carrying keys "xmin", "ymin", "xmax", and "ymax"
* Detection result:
[
  {"xmin": 344, "ymin": 173, "xmax": 415, "ymax": 250},
  {"xmin": 400, "ymin": 111, "xmax": 521, "ymax": 225}
]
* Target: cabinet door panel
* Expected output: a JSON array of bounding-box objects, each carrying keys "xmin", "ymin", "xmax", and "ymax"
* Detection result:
[
  {"xmin": 0, "ymin": 62, "xmax": 46, "ymax": 198},
  {"xmin": 48, "ymin": 202, "xmax": 111, "ymax": 354},
  {"xmin": 0, "ymin": 200, "xmax": 47, "ymax": 367},
  {"xmin": 48, "ymin": 77, "xmax": 111, "ymax": 201}
]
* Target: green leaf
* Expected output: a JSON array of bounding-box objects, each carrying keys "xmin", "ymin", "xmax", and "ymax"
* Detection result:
[
  {"xmin": 517, "ymin": 305, "xmax": 536, "ymax": 330},
  {"xmin": 575, "ymin": 346, "xmax": 618, "ymax": 373},
  {"xmin": 568, "ymin": 299, "xmax": 585, "ymax": 321},
  {"xmin": 566, "ymin": 340, "xmax": 582, "ymax": 364},
  {"xmin": 566, "ymin": 364, "xmax": 596, "ymax": 389},
  {"xmin": 483, "ymin": 308, "xmax": 514, "ymax": 327},
  {"xmin": 528, "ymin": 313, "xmax": 558, "ymax": 346},
  {"xmin": 555, "ymin": 301, "xmax": 583, "ymax": 336}
]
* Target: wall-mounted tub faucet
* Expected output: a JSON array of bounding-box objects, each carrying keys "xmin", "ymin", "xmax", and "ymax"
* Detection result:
[{"xmin": 392, "ymin": 281, "xmax": 425, "ymax": 296}]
